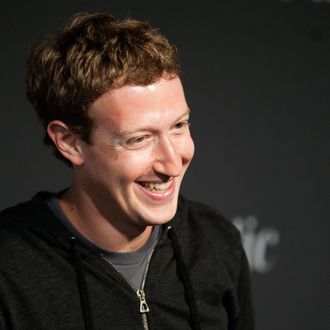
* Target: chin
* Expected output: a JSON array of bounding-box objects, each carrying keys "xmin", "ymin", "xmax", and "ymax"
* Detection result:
[{"xmin": 138, "ymin": 202, "xmax": 178, "ymax": 226}]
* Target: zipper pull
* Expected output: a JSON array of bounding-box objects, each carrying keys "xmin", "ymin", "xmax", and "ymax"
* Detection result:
[{"xmin": 137, "ymin": 289, "xmax": 150, "ymax": 313}]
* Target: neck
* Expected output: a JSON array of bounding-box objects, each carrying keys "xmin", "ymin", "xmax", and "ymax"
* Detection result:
[{"xmin": 59, "ymin": 185, "xmax": 153, "ymax": 252}]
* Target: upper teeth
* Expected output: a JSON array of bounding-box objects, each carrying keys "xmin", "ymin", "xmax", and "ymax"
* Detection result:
[{"xmin": 142, "ymin": 181, "xmax": 171, "ymax": 191}]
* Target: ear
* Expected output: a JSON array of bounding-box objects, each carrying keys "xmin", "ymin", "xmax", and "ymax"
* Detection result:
[{"xmin": 47, "ymin": 120, "xmax": 84, "ymax": 166}]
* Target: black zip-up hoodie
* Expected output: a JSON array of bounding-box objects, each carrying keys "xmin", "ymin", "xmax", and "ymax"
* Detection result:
[{"xmin": 0, "ymin": 193, "xmax": 254, "ymax": 329}]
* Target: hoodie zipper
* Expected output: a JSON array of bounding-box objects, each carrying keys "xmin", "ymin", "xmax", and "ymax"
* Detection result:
[
  {"xmin": 137, "ymin": 249, "xmax": 153, "ymax": 330},
  {"xmin": 101, "ymin": 249, "xmax": 154, "ymax": 330}
]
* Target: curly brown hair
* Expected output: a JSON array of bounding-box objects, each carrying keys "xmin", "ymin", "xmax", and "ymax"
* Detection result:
[{"xmin": 25, "ymin": 12, "xmax": 180, "ymax": 164}]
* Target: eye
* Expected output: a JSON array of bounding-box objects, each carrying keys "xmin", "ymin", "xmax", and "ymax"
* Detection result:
[
  {"xmin": 125, "ymin": 135, "xmax": 151, "ymax": 149},
  {"xmin": 128, "ymin": 136, "xmax": 145, "ymax": 144},
  {"xmin": 174, "ymin": 120, "xmax": 190, "ymax": 130}
]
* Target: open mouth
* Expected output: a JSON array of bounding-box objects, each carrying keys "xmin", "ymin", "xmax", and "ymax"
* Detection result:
[{"xmin": 138, "ymin": 180, "xmax": 172, "ymax": 193}]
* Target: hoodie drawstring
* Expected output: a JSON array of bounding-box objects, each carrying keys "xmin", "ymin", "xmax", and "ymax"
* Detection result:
[
  {"xmin": 167, "ymin": 226, "xmax": 201, "ymax": 330},
  {"xmin": 70, "ymin": 237, "xmax": 93, "ymax": 330}
]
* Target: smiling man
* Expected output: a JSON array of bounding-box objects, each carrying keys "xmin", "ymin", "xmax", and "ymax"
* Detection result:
[{"xmin": 0, "ymin": 13, "xmax": 254, "ymax": 330}]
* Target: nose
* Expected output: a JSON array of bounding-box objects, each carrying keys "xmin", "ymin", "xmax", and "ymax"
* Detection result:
[{"xmin": 152, "ymin": 136, "xmax": 183, "ymax": 177}]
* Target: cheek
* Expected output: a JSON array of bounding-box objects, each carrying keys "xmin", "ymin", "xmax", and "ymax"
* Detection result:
[{"xmin": 108, "ymin": 148, "xmax": 155, "ymax": 182}]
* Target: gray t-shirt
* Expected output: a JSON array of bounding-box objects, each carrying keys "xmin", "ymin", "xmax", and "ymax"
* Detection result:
[{"xmin": 47, "ymin": 195, "xmax": 160, "ymax": 290}]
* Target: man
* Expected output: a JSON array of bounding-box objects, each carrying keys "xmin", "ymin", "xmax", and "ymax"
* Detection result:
[{"xmin": 0, "ymin": 12, "xmax": 254, "ymax": 329}]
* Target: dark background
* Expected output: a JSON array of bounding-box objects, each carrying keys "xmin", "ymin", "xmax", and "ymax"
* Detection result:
[{"xmin": 1, "ymin": 1, "xmax": 329, "ymax": 329}]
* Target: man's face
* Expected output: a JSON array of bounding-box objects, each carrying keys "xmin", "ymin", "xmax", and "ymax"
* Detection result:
[{"xmin": 77, "ymin": 77, "xmax": 194, "ymax": 229}]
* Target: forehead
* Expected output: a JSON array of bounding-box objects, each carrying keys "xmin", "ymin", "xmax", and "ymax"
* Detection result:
[{"xmin": 89, "ymin": 77, "xmax": 188, "ymax": 131}]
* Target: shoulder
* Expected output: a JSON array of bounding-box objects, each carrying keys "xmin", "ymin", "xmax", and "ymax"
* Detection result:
[
  {"xmin": 0, "ymin": 191, "xmax": 57, "ymax": 223},
  {"xmin": 0, "ymin": 195, "xmax": 49, "ymax": 251},
  {"xmin": 0, "ymin": 192, "xmax": 66, "ymax": 259},
  {"xmin": 174, "ymin": 196, "xmax": 249, "ymax": 297},
  {"xmin": 176, "ymin": 196, "xmax": 242, "ymax": 251},
  {"xmin": 0, "ymin": 193, "xmax": 50, "ymax": 231},
  {"xmin": 173, "ymin": 196, "xmax": 245, "ymax": 279},
  {"xmin": 0, "ymin": 193, "xmax": 73, "ymax": 280},
  {"xmin": 0, "ymin": 199, "xmax": 43, "ymax": 279}
]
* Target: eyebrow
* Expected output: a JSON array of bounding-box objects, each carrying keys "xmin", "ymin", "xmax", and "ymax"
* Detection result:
[
  {"xmin": 173, "ymin": 108, "xmax": 191, "ymax": 122},
  {"xmin": 117, "ymin": 108, "xmax": 191, "ymax": 137}
]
